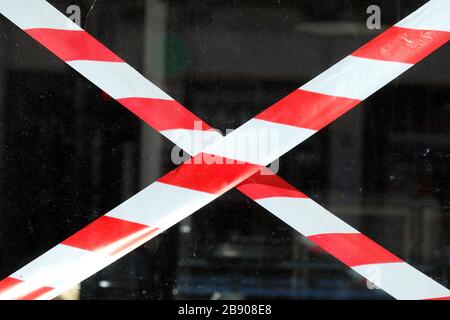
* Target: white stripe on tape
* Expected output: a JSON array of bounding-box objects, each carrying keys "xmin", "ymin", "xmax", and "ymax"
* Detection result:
[
  {"xmin": 161, "ymin": 128, "xmax": 223, "ymax": 156},
  {"xmin": 10, "ymin": 245, "xmax": 112, "ymax": 289},
  {"xmin": 67, "ymin": 61, "xmax": 173, "ymax": 100},
  {"xmin": 256, "ymin": 197, "xmax": 358, "ymax": 237},
  {"xmin": 202, "ymin": 119, "xmax": 316, "ymax": 165},
  {"xmin": 352, "ymin": 262, "xmax": 450, "ymax": 300},
  {"xmin": 301, "ymin": 56, "xmax": 412, "ymax": 100},
  {"xmin": 396, "ymin": 0, "xmax": 450, "ymax": 32},
  {"xmin": 0, "ymin": 0, "xmax": 82, "ymax": 31},
  {"xmin": 106, "ymin": 182, "xmax": 216, "ymax": 229}
]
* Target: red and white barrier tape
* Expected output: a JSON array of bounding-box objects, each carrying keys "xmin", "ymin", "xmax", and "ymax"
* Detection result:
[
  {"xmin": 0, "ymin": 1, "xmax": 448, "ymax": 298},
  {"xmin": 239, "ymin": 169, "xmax": 450, "ymax": 300}
]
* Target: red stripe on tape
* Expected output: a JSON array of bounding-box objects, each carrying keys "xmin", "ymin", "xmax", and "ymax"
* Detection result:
[
  {"xmin": 118, "ymin": 97, "xmax": 213, "ymax": 131},
  {"xmin": 352, "ymin": 26, "xmax": 450, "ymax": 64},
  {"xmin": 25, "ymin": 29, "xmax": 123, "ymax": 62},
  {"xmin": 255, "ymin": 89, "xmax": 360, "ymax": 130},
  {"xmin": 238, "ymin": 168, "xmax": 307, "ymax": 200},
  {"xmin": 158, "ymin": 153, "xmax": 262, "ymax": 194},
  {"xmin": 62, "ymin": 216, "xmax": 159, "ymax": 255},
  {"xmin": 307, "ymin": 233, "xmax": 402, "ymax": 267},
  {"xmin": 426, "ymin": 296, "xmax": 450, "ymax": 300},
  {"xmin": 0, "ymin": 277, "xmax": 54, "ymax": 300}
]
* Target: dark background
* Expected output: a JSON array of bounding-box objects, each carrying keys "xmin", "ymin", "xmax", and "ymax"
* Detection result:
[{"xmin": 0, "ymin": 0, "xmax": 449, "ymax": 299}]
